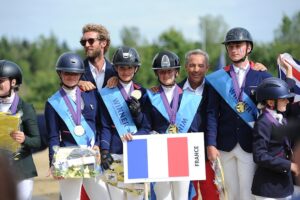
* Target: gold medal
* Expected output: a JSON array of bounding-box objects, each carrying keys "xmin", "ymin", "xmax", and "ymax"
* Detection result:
[
  {"xmin": 167, "ymin": 124, "xmax": 178, "ymax": 134},
  {"xmin": 130, "ymin": 90, "xmax": 142, "ymax": 100},
  {"xmin": 236, "ymin": 102, "xmax": 245, "ymax": 113},
  {"xmin": 74, "ymin": 125, "xmax": 85, "ymax": 136}
]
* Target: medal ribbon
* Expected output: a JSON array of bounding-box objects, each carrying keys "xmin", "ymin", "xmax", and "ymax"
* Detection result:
[
  {"xmin": 59, "ymin": 87, "xmax": 81, "ymax": 125},
  {"xmin": 159, "ymin": 85, "xmax": 180, "ymax": 124},
  {"xmin": 264, "ymin": 109, "xmax": 281, "ymax": 127},
  {"xmin": 229, "ymin": 65, "xmax": 250, "ymax": 102},
  {"xmin": 117, "ymin": 82, "xmax": 134, "ymax": 101},
  {"xmin": 9, "ymin": 93, "xmax": 20, "ymax": 115}
]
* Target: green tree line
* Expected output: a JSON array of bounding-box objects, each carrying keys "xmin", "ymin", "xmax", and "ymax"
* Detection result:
[{"xmin": 0, "ymin": 13, "xmax": 299, "ymax": 112}]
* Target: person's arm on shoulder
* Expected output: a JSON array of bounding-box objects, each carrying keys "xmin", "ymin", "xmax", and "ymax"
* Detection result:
[
  {"xmin": 105, "ymin": 76, "xmax": 118, "ymax": 88},
  {"xmin": 253, "ymin": 62, "xmax": 268, "ymax": 71},
  {"xmin": 78, "ymin": 80, "xmax": 96, "ymax": 91}
]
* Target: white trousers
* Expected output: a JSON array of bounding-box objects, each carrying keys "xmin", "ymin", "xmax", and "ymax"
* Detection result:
[
  {"xmin": 17, "ymin": 178, "xmax": 34, "ymax": 200},
  {"xmin": 153, "ymin": 181, "xmax": 190, "ymax": 200},
  {"xmin": 220, "ymin": 144, "xmax": 255, "ymax": 200},
  {"xmin": 59, "ymin": 177, "xmax": 110, "ymax": 200},
  {"xmin": 107, "ymin": 184, "xmax": 144, "ymax": 200},
  {"xmin": 254, "ymin": 195, "xmax": 292, "ymax": 200}
]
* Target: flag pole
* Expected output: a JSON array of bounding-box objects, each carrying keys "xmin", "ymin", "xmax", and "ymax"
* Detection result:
[{"xmin": 144, "ymin": 182, "xmax": 149, "ymax": 200}]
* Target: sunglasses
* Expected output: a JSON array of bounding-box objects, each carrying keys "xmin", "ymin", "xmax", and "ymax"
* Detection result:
[{"xmin": 80, "ymin": 38, "xmax": 100, "ymax": 46}]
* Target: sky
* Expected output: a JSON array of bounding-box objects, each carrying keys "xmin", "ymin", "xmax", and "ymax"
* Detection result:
[{"xmin": 0, "ymin": 0, "xmax": 300, "ymax": 50}]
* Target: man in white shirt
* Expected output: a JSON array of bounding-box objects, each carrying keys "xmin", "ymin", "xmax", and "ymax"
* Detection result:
[
  {"xmin": 78, "ymin": 23, "xmax": 116, "ymax": 92},
  {"xmin": 178, "ymin": 49, "xmax": 220, "ymax": 200},
  {"xmin": 77, "ymin": 23, "xmax": 116, "ymax": 200}
]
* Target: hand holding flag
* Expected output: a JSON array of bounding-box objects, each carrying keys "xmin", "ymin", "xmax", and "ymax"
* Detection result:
[{"xmin": 277, "ymin": 53, "xmax": 300, "ymax": 100}]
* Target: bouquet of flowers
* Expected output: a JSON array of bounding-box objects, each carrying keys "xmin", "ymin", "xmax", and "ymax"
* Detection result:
[
  {"xmin": 101, "ymin": 154, "xmax": 144, "ymax": 196},
  {"xmin": 52, "ymin": 147, "xmax": 100, "ymax": 178}
]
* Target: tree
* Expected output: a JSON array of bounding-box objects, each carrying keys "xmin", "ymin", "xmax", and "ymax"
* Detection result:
[
  {"xmin": 275, "ymin": 12, "xmax": 300, "ymax": 44},
  {"xmin": 199, "ymin": 15, "xmax": 229, "ymax": 71},
  {"xmin": 120, "ymin": 26, "xmax": 145, "ymax": 48}
]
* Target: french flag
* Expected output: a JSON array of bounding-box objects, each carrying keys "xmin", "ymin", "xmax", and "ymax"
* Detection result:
[
  {"xmin": 123, "ymin": 133, "xmax": 206, "ymax": 183},
  {"xmin": 278, "ymin": 53, "xmax": 300, "ymax": 97}
]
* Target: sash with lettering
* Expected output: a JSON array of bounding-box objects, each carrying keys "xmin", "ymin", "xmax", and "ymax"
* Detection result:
[
  {"xmin": 100, "ymin": 86, "xmax": 137, "ymax": 136},
  {"xmin": 48, "ymin": 88, "xmax": 95, "ymax": 146},
  {"xmin": 147, "ymin": 85, "xmax": 202, "ymax": 133},
  {"xmin": 206, "ymin": 67, "xmax": 258, "ymax": 128}
]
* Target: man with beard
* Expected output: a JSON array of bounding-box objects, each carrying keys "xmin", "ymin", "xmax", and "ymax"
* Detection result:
[
  {"xmin": 78, "ymin": 23, "xmax": 116, "ymax": 92},
  {"xmin": 78, "ymin": 24, "xmax": 116, "ymax": 200}
]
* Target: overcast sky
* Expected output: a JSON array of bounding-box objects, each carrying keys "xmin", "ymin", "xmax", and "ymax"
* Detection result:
[{"xmin": 1, "ymin": 0, "xmax": 299, "ymax": 50}]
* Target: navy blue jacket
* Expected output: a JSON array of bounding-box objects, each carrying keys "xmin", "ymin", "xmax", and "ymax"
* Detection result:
[
  {"xmin": 45, "ymin": 89, "xmax": 101, "ymax": 165},
  {"xmin": 81, "ymin": 58, "xmax": 116, "ymax": 90},
  {"xmin": 136, "ymin": 84, "xmax": 202, "ymax": 135},
  {"xmin": 206, "ymin": 65, "xmax": 271, "ymax": 153},
  {"xmin": 100, "ymin": 83, "xmax": 147, "ymax": 154},
  {"xmin": 252, "ymin": 113, "xmax": 293, "ymax": 198}
]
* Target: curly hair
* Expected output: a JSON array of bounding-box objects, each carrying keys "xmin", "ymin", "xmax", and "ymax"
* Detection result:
[{"xmin": 82, "ymin": 24, "xmax": 111, "ymax": 53}]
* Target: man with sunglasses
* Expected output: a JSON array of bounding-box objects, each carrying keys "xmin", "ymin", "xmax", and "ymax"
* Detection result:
[
  {"xmin": 78, "ymin": 23, "xmax": 116, "ymax": 92},
  {"xmin": 78, "ymin": 23, "xmax": 115, "ymax": 200}
]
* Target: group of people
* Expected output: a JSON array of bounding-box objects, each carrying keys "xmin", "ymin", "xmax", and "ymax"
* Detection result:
[{"xmin": 0, "ymin": 23, "xmax": 300, "ymax": 200}]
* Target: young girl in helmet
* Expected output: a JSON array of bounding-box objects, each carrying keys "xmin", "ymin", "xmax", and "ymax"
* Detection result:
[
  {"xmin": 98, "ymin": 46, "xmax": 147, "ymax": 200},
  {"xmin": 251, "ymin": 77, "xmax": 299, "ymax": 200},
  {"xmin": 44, "ymin": 52, "xmax": 110, "ymax": 200},
  {"xmin": 124, "ymin": 50, "xmax": 203, "ymax": 200},
  {"xmin": 0, "ymin": 60, "xmax": 41, "ymax": 200}
]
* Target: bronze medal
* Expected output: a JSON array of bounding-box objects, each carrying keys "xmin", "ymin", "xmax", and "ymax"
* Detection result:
[
  {"xmin": 74, "ymin": 125, "xmax": 85, "ymax": 136},
  {"xmin": 167, "ymin": 124, "xmax": 178, "ymax": 134},
  {"xmin": 236, "ymin": 102, "xmax": 245, "ymax": 113}
]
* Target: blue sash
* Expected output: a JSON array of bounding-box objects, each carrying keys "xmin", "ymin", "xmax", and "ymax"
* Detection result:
[
  {"xmin": 206, "ymin": 69, "xmax": 258, "ymax": 128},
  {"xmin": 48, "ymin": 91, "xmax": 95, "ymax": 146},
  {"xmin": 147, "ymin": 89, "xmax": 201, "ymax": 133},
  {"xmin": 100, "ymin": 87, "xmax": 137, "ymax": 136}
]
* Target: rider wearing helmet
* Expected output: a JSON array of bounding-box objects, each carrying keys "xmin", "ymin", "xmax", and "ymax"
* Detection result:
[
  {"xmin": 222, "ymin": 27, "xmax": 253, "ymax": 64},
  {"xmin": 206, "ymin": 27, "xmax": 272, "ymax": 200},
  {"xmin": 124, "ymin": 50, "xmax": 204, "ymax": 200},
  {"xmin": 152, "ymin": 50, "xmax": 180, "ymax": 87},
  {"xmin": 45, "ymin": 52, "xmax": 109, "ymax": 200},
  {"xmin": 99, "ymin": 46, "xmax": 147, "ymax": 200},
  {"xmin": 0, "ymin": 60, "xmax": 22, "ymax": 98},
  {"xmin": 0, "ymin": 60, "xmax": 41, "ymax": 200},
  {"xmin": 252, "ymin": 77, "xmax": 297, "ymax": 199}
]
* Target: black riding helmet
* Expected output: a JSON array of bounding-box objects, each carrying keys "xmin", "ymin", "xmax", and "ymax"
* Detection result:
[
  {"xmin": 0, "ymin": 60, "xmax": 22, "ymax": 85},
  {"xmin": 256, "ymin": 77, "xmax": 295, "ymax": 103},
  {"xmin": 112, "ymin": 46, "xmax": 141, "ymax": 67},
  {"xmin": 56, "ymin": 52, "xmax": 84, "ymax": 74},
  {"xmin": 223, "ymin": 27, "xmax": 254, "ymax": 53},
  {"xmin": 152, "ymin": 50, "xmax": 181, "ymax": 70}
]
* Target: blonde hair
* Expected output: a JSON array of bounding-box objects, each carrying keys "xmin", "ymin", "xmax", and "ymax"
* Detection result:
[{"xmin": 82, "ymin": 23, "xmax": 111, "ymax": 53}]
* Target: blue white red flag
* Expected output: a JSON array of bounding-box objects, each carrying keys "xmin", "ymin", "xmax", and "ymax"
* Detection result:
[
  {"xmin": 278, "ymin": 53, "xmax": 300, "ymax": 95},
  {"xmin": 123, "ymin": 133, "xmax": 206, "ymax": 183}
]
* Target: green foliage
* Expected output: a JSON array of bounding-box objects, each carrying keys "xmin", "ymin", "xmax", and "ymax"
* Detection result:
[
  {"xmin": 0, "ymin": 34, "xmax": 69, "ymax": 112},
  {"xmin": 275, "ymin": 12, "xmax": 300, "ymax": 43},
  {"xmin": 1, "ymin": 12, "xmax": 300, "ymax": 112}
]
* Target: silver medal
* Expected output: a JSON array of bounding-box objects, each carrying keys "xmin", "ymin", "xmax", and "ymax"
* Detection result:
[{"xmin": 74, "ymin": 125, "xmax": 85, "ymax": 136}]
